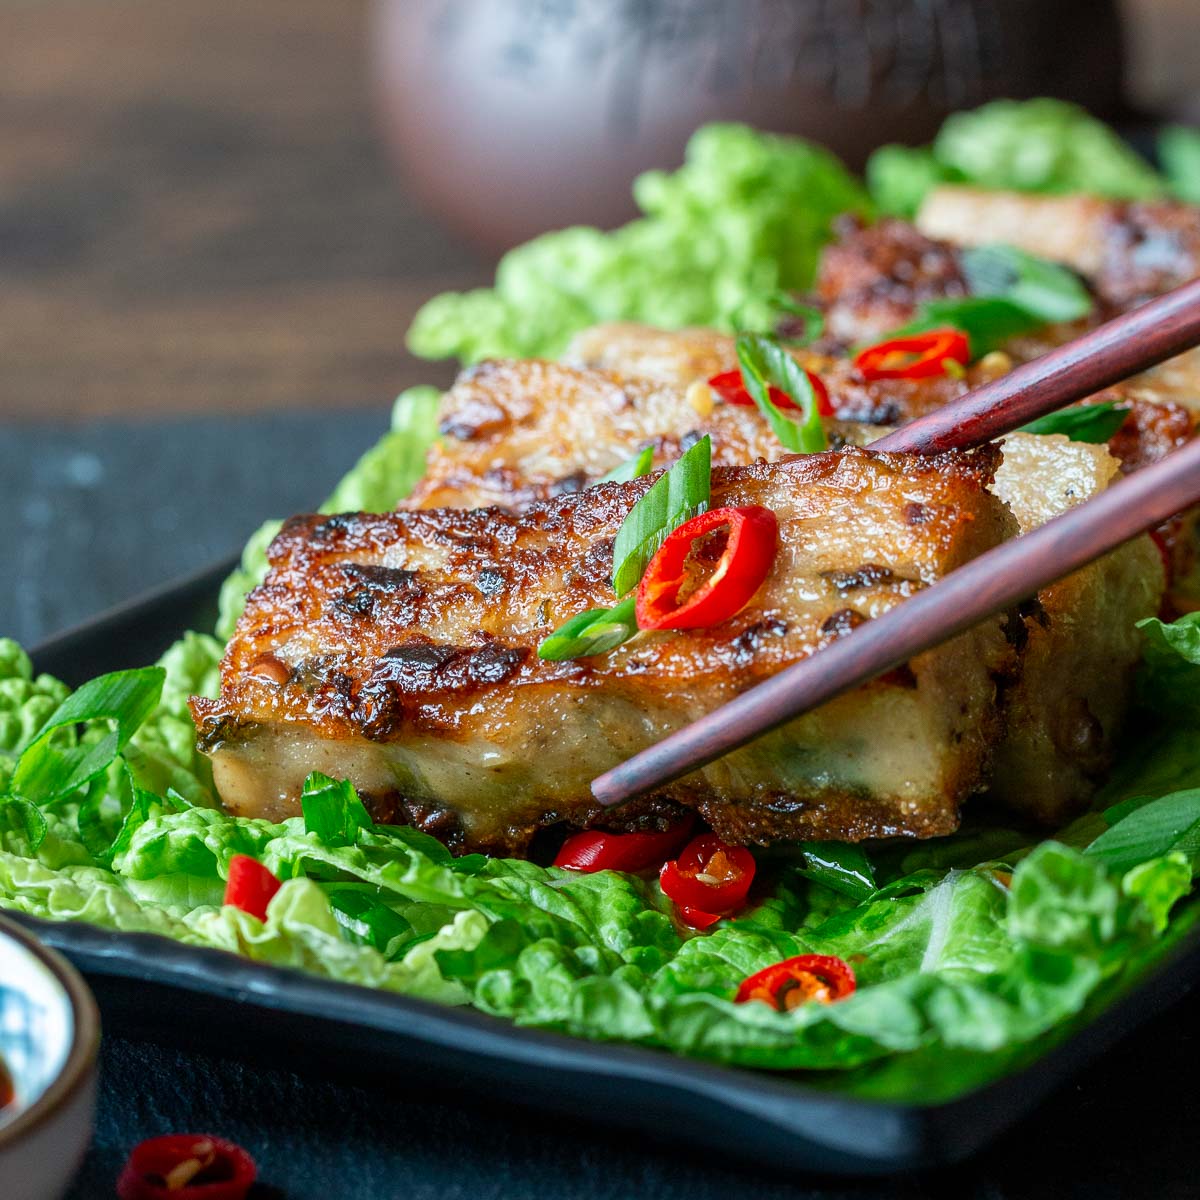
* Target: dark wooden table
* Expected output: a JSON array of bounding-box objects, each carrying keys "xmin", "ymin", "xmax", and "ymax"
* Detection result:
[{"xmin": 0, "ymin": 0, "xmax": 487, "ymax": 421}]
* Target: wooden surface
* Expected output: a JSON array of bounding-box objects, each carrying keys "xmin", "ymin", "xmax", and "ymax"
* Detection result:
[{"xmin": 0, "ymin": 0, "xmax": 489, "ymax": 419}]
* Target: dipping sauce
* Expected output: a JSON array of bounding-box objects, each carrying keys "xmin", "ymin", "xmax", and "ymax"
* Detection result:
[{"xmin": 0, "ymin": 1057, "xmax": 13, "ymax": 1111}]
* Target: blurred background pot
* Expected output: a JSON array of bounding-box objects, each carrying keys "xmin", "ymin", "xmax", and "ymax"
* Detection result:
[
  {"xmin": 371, "ymin": 0, "xmax": 1128, "ymax": 254},
  {"xmin": 0, "ymin": 917, "xmax": 98, "ymax": 1200}
]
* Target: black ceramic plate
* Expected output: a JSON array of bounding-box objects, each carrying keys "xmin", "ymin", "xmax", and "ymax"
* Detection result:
[{"xmin": 16, "ymin": 568, "xmax": 1200, "ymax": 1175}]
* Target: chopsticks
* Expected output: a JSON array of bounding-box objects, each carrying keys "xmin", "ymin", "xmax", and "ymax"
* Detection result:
[
  {"xmin": 590, "ymin": 280, "xmax": 1200, "ymax": 807},
  {"xmin": 871, "ymin": 276, "xmax": 1200, "ymax": 453},
  {"xmin": 593, "ymin": 436, "xmax": 1200, "ymax": 806}
]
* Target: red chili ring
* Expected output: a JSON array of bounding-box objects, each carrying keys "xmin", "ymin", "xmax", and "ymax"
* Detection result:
[
  {"xmin": 223, "ymin": 854, "xmax": 282, "ymax": 922},
  {"xmin": 853, "ymin": 329, "xmax": 970, "ymax": 381},
  {"xmin": 707, "ymin": 368, "xmax": 833, "ymax": 417},
  {"xmin": 635, "ymin": 505, "xmax": 778, "ymax": 632},
  {"xmin": 553, "ymin": 817, "xmax": 695, "ymax": 873},
  {"xmin": 678, "ymin": 906, "xmax": 723, "ymax": 930},
  {"xmin": 660, "ymin": 833, "xmax": 756, "ymax": 916},
  {"xmin": 734, "ymin": 954, "xmax": 857, "ymax": 1011},
  {"xmin": 117, "ymin": 1134, "xmax": 257, "ymax": 1200}
]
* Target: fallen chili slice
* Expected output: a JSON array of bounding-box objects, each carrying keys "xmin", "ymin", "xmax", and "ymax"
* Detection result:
[
  {"xmin": 678, "ymin": 905, "xmax": 723, "ymax": 931},
  {"xmin": 554, "ymin": 817, "xmax": 694, "ymax": 873},
  {"xmin": 854, "ymin": 329, "xmax": 970, "ymax": 381},
  {"xmin": 707, "ymin": 368, "xmax": 833, "ymax": 417},
  {"xmin": 223, "ymin": 854, "xmax": 282, "ymax": 922},
  {"xmin": 735, "ymin": 954, "xmax": 857, "ymax": 1011},
  {"xmin": 636, "ymin": 505, "xmax": 778, "ymax": 632},
  {"xmin": 116, "ymin": 1134, "xmax": 256, "ymax": 1200},
  {"xmin": 660, "ymin": 833, "xmax": 756, "ymax": 923}
]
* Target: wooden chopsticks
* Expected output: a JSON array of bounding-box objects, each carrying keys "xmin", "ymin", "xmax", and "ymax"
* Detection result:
[
  {"xmin": 590, "ymin": 280, "xmax": 1200, "ymax": 807},
  {"xmin": 872, "ymin": 277, "xmax": 1200, "ymax": 453}
]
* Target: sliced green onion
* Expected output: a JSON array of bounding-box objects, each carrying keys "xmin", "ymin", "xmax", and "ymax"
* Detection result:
[
  {"xmin": 734, "ymin": 335, "xmax": 827, "ymax": 454},
  {"xmin": 795, "ymin": 842, "xmax": 877, "ymax": 902},
  {"xmin": 598, "ymin": 445, "xmax": 655, "ymax": 485},
  {"xmin": 76, "ymin": 765, "xmax": 167, "ymax": 866},
  {"xmin": 0, "ymin": 798, "xmax": 48, "ymax": 852},
  {"xmin": 961, "ymin": 244, "xmax": 1092, "ymax": 325},
  {"xmin": 1084, "ymin": 788, "xmax": 1200, "ymax": 874},
  {"xmin": 543, "ymin": 437, "xmax": 713, "ymax": 660},
  {"xmin": 1160, "ymin": 125, "xmax": 1200, "ymax": 205},
  {"xmin": 1018, "ymin": 402, "xmax": 1130, "ymax": 443},
  {"xmin": 611, "ymin": 437, "xmax": 711, "ymax": 597},
  {"xmin": 732, "ymin": 292, "xmax": 824, "ymax": 345},
  {"xmin": 538, "ymin": 595, "xmax": 639, "ymax": 662},
  {"xmin": 301, "ymin": 772, "xmax": 374, "ymax": 845},
  {"xmin": 327, "ymin": 888, "xmax": 425, "ymax": 959},
  {"xmin": 11, "ymin": 667, "xmax": 166, "ymax": 806},
  {"xmin": 878, "ymin": 246, "xmax": 1094, "ymax": 361}
]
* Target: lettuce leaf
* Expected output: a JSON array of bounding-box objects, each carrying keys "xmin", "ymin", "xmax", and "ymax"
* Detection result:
[
  {"xmin": 5, "ymin": 400, "xmax": 1200, "ymax": 1100},
  {"xmin": 0, "ymin": 682, "xmax": 1194, "ymax": 1089},
  {"xmin": 1159, "ymin": 125, "xmax": 1200, "ymax": 204},
  {"xmin": 407, "ymin": 123, "xmax": 867, "ymax": 364},
  {"xmin": 868, "ymin": 98, "xmax": 1164, "ymax": 216},
  {"xmin": 193, "ymin": 878, "xmax": 486, "ymax": 1004},
  {"xmin": 124, "ymin": 631, "xmax": 222, "ymax": 805},
  {"xmin": 0, "ymin": 640, "xmax": 71, "ymax": 763}
]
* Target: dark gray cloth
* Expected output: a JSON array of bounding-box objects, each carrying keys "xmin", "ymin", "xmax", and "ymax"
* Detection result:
[
  {"xmin": 5, "ymin": 416, "xmax": 1195, "ymax": 1198},
  {"xmin": 1, "ymin": 411, "xmax": 389, "ymax": 646}
]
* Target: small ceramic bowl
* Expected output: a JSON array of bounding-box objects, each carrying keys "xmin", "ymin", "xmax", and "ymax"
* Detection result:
[{"xmin": 0, "ymin": 916, "xmax": 99, "ymax": 1200}]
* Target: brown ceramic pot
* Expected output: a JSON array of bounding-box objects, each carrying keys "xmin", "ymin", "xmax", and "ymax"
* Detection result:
[{"xmin": 371, "ymin": 0, "xmax": 1127, "ymax": 254}]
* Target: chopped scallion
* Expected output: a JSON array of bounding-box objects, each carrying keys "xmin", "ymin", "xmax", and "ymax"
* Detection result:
[
  {"xmin": 611, "ymin": 436, "xmax": 712, "ymax": 597},
  {"xmin": 538, "ymin": 595, "xmax": 639, "ymax": 662},
  {"xmin": 597, "ymin": 445, "xmax": 655, "ymax": 485},
  {"xmin": 734, "ymin": 335, "xmax": 827, "ymax": 454}
]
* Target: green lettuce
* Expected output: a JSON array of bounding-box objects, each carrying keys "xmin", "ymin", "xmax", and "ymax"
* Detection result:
[
  {"xmin": 1160, "ymin": 125, "xmax": 1200, "ymax": 204},
  {"xmin": 407, "ymin": 123, "xmax": 867, "ymax": 364},
  {"xmin": 0, "ymin": 642, "xmax": 70, "ymax": 762},
  {"xmin": 7, "ymin": 97, "xmax": 1200, "ymax": 1095},
  {"xmin": 868, "ymin": 98, "xmax": 1165, "ymax": 217},
  {"xmin": 4, "ymin": 604, "xmax": 1200, "ymax": 1091},
  {"xmin": 1, "ymin": 664, "xmax": 1196, "ymax": 1089},
  {"xmin": 124, "ymin": 631, "xmax": 223, "ymax": 806}
]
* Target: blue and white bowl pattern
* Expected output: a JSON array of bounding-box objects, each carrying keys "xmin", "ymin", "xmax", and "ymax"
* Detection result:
[{"xmin": 0, "ymin": 932, "xmax": 73, "ymax": 1123}]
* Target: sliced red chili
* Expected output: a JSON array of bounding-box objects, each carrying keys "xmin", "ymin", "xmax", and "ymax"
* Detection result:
[
  {"xmin": 117, "ymin": 1134, "xmax": 256, "ymax": 1200},
  {"xmin": 554, "ymin": 817, "xmax": 694, "ymax": 873},
  {"xmin": 660, "ymin": 833, "xmax": 756, "ymax": 918},
  {"xmin": 735, "ymin": 954, "xmax": 857, "ymax": 1011},
  {"xmin": 223, "ymin": 854, "xmax": 281, "ymax": 922},
  {"xmin": 707, "ymin": 368, "xmax": 833, "ymax": 417},
  {"xmin": 636, "ymin": 505, "xmax": 778, "ymax": 632},
  {"xmin": 678, "ymin": 906, "xmax": 722, "ymax": 931},
  {"xmin": 853, "ymin": 329, "xmax": 970, "ymax": 381}
]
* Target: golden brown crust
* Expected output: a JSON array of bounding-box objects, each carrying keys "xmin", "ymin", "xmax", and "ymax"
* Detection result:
[
  {"xmin": 917, "ymin": 186, "xmax": 1200, "ymax": 313},
  {"xmin": 1107, "ymin": 394, "xmax": 1195, "ymax": 475},
  {"xmin": 1095, "ymin": 201, "xmax": 1200, "ymax": 310},
  {"xmin": 814, "ymin": 215, "xmax": 970, "ymax": 346},
  {"xmin": 193, "ymin": 446, "xmax": 1016, "ymax": 853}
]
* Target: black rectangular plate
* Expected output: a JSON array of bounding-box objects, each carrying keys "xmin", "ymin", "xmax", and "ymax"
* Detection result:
[{"xmin": 17, "ymin": 566, "xmax": 1200, "ymax": 1175}]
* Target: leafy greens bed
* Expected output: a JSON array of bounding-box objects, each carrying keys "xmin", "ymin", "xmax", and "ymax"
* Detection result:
[{"xmin": 5, "ymin": 98, "xmax": 1200, "ymax": 1103}]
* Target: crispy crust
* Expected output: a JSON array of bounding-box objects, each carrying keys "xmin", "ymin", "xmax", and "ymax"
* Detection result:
[
  {"xmin": 193, "ymin": 447, "xmax": 1017, "ymax": 853},
  {"xmin": 814, "ymin": 215, "xmax": 970, "ymax": 346}
]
